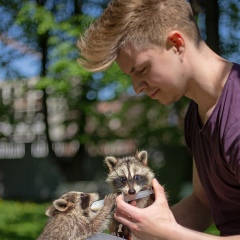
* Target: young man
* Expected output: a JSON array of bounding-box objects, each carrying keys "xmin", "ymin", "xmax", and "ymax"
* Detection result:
[{"xmin": 78, "ymin": 0, "xmax": 240, "ymax": 239}]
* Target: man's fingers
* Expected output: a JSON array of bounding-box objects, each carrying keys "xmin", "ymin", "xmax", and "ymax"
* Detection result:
[
  {"xmin": 114, "ymin": 179, "xmax": 168, "ymax": 226},
  {"xmin": 152, "ymin": 178, "xmax": 168, "ymax": 204},
  {"xmin": 115, "ymin": 194, "xmax": 137, "ymax": 214},
  {"xmin": 115, "ymin": 195, "xmax": 138, "ymax": 226}
]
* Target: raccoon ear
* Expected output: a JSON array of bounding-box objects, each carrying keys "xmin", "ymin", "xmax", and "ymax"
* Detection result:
[
  {"xmin": 104, "ymin": 156, "xmax": 118, "ymax": 171},
  {"xmin": 45, "ymin": 205, "xmax": 55, "ymax": 217},
  {"xmin": 137, "ymin": 151, "xmax": 148, "ymax": 166},
  {"xmin": 53, "ymin": 199, "xmax": 69, "ymax": 212}
]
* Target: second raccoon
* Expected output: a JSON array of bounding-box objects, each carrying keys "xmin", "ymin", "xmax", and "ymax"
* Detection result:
[{"xmin": 104, "ymin": 150, "xmax": 155, "ymax": 239}]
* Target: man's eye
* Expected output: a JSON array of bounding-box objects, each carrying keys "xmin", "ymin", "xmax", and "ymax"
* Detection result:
[
  {"xmin": 138, "ymin": 67, "xmax": 146, "ymax": 73},
  {"xmin": 120, "ymin": 176, "xmax": 127, "ymax": 183}
]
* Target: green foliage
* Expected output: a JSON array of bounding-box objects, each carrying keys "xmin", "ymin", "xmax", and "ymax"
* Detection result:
[
  {"xmin": 0, "ymin": 199, "xmax": 48, "ymax": 240},
  {"xmin": 205, "ymin": 225, "xmax": 220, "ymax": 236},
  {"xmin": 0, "ymin": 199, "xmax": 220, "ymax": 239},
  {"xmin": 219, "ymin": 1, "xmax": 240, "ymax": 62},
  {"xmin": 17, "ymin": 3, "xmax": 55, "ymax": 35},
  {"xmin": 35, "ymin": 76, "xmax": 82, "ymax": 96}
]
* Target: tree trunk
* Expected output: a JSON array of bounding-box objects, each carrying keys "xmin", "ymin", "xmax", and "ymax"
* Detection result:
[
  {"xmin": 36, "ymin": 0, "xmax": 88, "ymax": 181},
  {"xmin": 205, "ymin": 0, "xmax": 220, "ymax": 54}
]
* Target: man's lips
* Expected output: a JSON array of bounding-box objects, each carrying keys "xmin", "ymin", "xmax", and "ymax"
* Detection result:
[{"xmin": 149, "ymin": 89, "xmax": 159, "ymax": 99}]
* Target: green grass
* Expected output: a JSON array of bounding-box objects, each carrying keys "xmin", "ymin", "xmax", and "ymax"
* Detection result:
[
  {"xmin": 0, "ymin": 199, "xmax": 220, "ymax": 239},
  {"xmin": 0, "ymin": 199, "xmax": 49, "ymax": 240}
]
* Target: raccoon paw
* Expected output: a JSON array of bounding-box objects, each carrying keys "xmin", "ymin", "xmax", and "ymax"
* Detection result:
[{"xmin": 104, "ymin": 193, "xmax": 117, "ymax": 207}]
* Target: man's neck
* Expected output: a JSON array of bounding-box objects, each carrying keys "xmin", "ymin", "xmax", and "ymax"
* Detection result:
[{"xmin": 185, "ymin": 43, "xmax": 233, "ymax": 125}]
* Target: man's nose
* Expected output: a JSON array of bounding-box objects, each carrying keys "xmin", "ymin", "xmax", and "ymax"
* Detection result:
[{"xmin": 132, "ymin": 78, "xmax": 147, "ymax": 94}]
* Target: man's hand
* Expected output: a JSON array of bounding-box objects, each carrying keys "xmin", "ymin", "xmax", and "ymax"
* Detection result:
[{"xmin": 114, "ymin": 178, "xmax": 177, "ymax": 240}]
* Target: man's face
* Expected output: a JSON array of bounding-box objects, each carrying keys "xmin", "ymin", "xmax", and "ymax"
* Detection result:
[{"xmin": 116, "ymin": 43, "xmax": 188, "ymax": 105}]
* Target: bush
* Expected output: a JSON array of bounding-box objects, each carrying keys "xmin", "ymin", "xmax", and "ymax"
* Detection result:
[
  {"xmin": 205, "ymin": 225, "xmax": 220, "ymax": 236},
  {"xmin": 0, "ymin": 199, "xmax": 49, "ymax": 240},
  {"xmin": 0, "ymin": 199, "xmax": 220, "ymax": 239}
]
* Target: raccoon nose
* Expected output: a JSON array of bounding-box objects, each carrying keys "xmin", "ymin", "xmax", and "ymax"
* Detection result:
[{"xmin": 128, "ymin": 189, "xmax": 136, "ymax": 195}]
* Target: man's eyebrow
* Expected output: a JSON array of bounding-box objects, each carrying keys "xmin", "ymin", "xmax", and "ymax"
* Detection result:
[{"xmin": 128, "ymin": 61, "xmax": 148, "ymax": 75}]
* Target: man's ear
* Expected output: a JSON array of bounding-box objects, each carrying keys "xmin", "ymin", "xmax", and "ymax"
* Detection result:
[{"xmin": 167, "ymin": 31, "xmax": 185, "ymax": 59}]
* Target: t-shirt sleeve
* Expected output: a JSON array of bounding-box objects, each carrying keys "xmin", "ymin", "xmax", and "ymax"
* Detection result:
[{"xmin": 223, "ymin": 120, "xmax": 240, "ymax": 183}]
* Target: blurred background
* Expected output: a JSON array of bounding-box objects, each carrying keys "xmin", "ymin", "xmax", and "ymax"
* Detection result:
[{"xmin": 0, "ymin": 0, "xmax": 239, "ymax": 239}]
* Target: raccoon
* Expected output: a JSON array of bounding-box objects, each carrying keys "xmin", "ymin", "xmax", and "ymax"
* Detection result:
[
  {"xmin": 104, "ymin": 150, "xmax": 155, "ymax": 240},
  {"xmin": 37, "ymin": 191, "xmax": 117, "ymax": 240}
]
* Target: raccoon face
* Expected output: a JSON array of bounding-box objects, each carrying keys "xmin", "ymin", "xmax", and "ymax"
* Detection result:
[
  {"xmin": 105, "ymin": 151, "xmax": 154, "ymax": 195},
  {"xmin": 46, "ymin": 191, "xmax": 99, "ymax": 219}
]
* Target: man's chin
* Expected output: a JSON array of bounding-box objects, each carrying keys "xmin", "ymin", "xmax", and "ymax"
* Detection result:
[{"xmin": 157, "ymin": 99, "xmax": 173, "ymax": 105}]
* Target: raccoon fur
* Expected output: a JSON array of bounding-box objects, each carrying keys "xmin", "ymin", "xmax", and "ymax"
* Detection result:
[
  {"xmin": 37, "ymin": 191, "xmax": 117, "ymax": 240},
  {"xmin": 104, "ymin": 150, "xmax": 155, "ymax": 240}
]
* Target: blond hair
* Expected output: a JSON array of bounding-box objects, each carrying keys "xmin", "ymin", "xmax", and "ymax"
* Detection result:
[{"xmin": 77, "ymin": 0, "xmax": 201, "ymax": 72}]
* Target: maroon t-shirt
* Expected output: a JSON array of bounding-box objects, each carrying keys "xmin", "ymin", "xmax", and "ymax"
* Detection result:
[{"xmin": 185, "ymin": 63, "xmax": 240, "ymax": 236}]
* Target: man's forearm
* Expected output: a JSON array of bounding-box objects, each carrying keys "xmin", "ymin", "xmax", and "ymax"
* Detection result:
[{"xmin": 171, "ymin": 194, "xmax": 212, "ymax": 231}]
